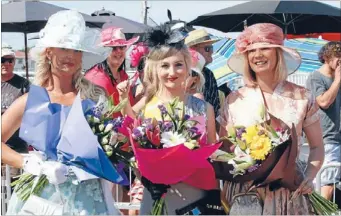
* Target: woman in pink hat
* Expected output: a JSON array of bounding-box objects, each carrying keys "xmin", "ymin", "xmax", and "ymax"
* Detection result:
[
  {"xmin": 85, "ymin": 26, "xmax": 139, "ymax": 118},
  {"xmin": 216, "ymin": 23, "xmax": 324, "ymax": 214}
]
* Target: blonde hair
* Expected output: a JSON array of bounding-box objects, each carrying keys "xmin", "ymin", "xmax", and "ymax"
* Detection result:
[
  {"xmin": 243, "ymin": 48, "xmax": 288, "ymax": 87},
  {"xmin": 143, "ymin": 46, "xmax": 192, "ymax": 102},
  {"xmin": 32, "ymin": 48, "xmax": 105, "ymax": 102},
  {"xmin": 191, "ymin": 70, "xmax": 205, "ymax": 93}
]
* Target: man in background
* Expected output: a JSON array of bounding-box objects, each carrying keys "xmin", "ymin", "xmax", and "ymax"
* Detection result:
[
  {"xmin": 306, "ymin": 41, "xmax": 341, "ymax": 205},
  {"xmin": 185, "ymin": 29, "xmax": 224, "ymax": 117},
  {"xmin": 1, "ymin": 43, "xmax": 30, "ymax": 153}
]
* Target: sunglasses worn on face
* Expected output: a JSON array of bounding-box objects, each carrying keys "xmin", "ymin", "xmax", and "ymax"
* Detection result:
[
  {"xmin": 203, "ymin": 45, "xmax": 213, "ymax": 53},
  {"xmin": 1, "ymin": 58, "xmax": 14, "ymax": 64},
  {"xmin": 112, "ymin": 46, "xmax": 127, "ymax": 51}
]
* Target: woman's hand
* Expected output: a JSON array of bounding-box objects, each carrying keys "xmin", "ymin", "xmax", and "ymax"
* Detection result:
[
  {"xmin": 117, "ymin": 80, "xmax": 130, "ymax": 99},
  {"xmin": 290, "ymin": 177, "xmax": 314, "ymax": 201}
]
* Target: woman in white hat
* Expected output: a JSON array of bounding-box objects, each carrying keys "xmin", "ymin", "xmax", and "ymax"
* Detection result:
[
  {"xmin": 1, "ymin": 10, "xmax": 120, "ymax": 215},
  {"xmin": 216, "ymin": 23, "xmax": 324, "ymax": 214}
]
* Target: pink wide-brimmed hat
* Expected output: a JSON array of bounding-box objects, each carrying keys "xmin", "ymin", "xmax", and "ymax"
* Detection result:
[
  {"xmin": 227, "ymin": 23, "xmax": 301, "ymax": 75},
  {"xmin": 99, "ymin": 26, "xmax": 139, "ymax": 47}
]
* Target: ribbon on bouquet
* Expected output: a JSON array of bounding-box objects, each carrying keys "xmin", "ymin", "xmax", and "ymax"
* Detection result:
[{"xmin": 20, "ymin": 85, "xmax": 128, "ymax": 184}]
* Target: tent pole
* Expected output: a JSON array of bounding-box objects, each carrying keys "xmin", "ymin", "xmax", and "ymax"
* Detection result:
[{"xmin": 24, "ymin": 32, "xmax": 29, "ymax": 80}]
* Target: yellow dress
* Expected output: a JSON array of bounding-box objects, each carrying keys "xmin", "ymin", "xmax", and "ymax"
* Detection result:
[{"xmin": 139, "ymin": 95, "xmax": 211, "ymax": 215}]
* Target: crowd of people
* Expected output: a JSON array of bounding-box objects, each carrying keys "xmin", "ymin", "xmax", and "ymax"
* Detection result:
[{"xmin": 1, "ymin": 9, "xmax": 340, "ymax": 215}]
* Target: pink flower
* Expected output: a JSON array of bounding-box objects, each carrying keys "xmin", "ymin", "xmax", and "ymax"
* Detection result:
[
  {"xmin": 130, "ymin": 43, "xmax": 149, "ymax": 68},
  {"xmin": 189, "ymin": 48, "xmax": 200, "ymax": 67}
]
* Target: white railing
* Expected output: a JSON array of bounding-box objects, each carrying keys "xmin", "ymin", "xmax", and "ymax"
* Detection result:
[
  {"xmin": 223, "ymin": 72, "xmax": 310, "ymax": 90},
  {"xmin": 287, "ymin": 73, "xmax": 309, "ymax": 87}
]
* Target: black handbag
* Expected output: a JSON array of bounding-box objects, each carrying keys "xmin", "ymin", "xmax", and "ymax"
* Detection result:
[{"xmin": 175, "ymin": 189, "xmax": 226, "ymax": 215}]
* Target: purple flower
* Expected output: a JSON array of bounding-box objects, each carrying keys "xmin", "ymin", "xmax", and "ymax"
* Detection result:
[
  {"xmin": 184, "ymin": 114, "xmax": 190, "ymax": 121},
  {"xmin": 157, "ymin": 104, "xmax": 168, "ymax": 115},
  {"xmin": 163, "ymin": 122, "xmax": 173, "ymax": 131},
  {"xmin": 236, "ymin": 127, "xmax": 246, "ymax": 139},
  {"xmin": 143, "ymin": 118, "xmax": 152, "ymax": 125},
  {"xmin": 247, "ymin": 164, "xmax": 260, "ymax": 173},
  {"xmin": 107, "ymin": 118, "xmax": 123, "ymax": 130},
  {"xmin": 145, "ymin": 124, "xmax": 154, "ymax": 131},
  {"xmin": 188, "ymin": 127, "xmax": 198, "ymax": 134},
  {"xmin": 132, "ymin": 128, "xmax": 143, "ymax": 140}
]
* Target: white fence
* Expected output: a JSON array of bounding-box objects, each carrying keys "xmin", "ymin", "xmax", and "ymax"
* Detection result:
[{"xmin": 224, "ymin": 72, "xmax": 310, "ymax": 90}]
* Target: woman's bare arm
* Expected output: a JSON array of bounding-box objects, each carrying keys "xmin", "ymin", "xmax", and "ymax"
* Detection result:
[{"xmin": 1, "ymin": 94, "xmax": 28, "ymax": 168}]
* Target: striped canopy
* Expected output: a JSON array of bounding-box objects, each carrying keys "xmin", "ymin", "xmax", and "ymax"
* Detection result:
[{"xmin": 207, "ymin": 38, "xmax": 328, "ymax": 89}]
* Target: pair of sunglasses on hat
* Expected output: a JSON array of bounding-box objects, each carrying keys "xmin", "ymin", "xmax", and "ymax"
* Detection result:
[{"xmin": 1, "ymin": 57, "xmax": 14, "ymax": 64}]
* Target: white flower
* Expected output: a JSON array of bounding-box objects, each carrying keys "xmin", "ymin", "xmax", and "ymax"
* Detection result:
[
  {"xmin": 161, "ymin": 131, "xmax": 186, "ymax": 148},
  {"xmin": 104, "ymin": 123, "xmax": 114, "ymax": 133},
  {"xmin": 98, "ymin": 124, "xmax": 105, "ymax": 132},
  {"xmin": 93, "ymin": 117, "xmax": 100, "ymax": 123},
  {"xmin": 101, "ymin": 136, "xmax": 109, "ymax": 145},
  {"xmin": 109, "ymin": 131, "xmax": 118, "ymax": 145},
  {"xmin": 228, "ymin": 146, "xmax": 256, "ymax": 176}
]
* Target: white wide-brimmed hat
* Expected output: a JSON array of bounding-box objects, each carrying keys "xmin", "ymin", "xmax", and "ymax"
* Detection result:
[
  {"xmin": 31, "ymin": 10, "xmax": 110, "ymax": 70},
  {"xmin": 2, "ymin": 43, "xmax": 15, "ymax": 57},
  {"xmin": 227, "ymin": 23, "xmax": 301, "ymax": 75}
]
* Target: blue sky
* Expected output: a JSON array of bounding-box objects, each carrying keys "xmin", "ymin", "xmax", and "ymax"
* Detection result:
[{"xmin": 2, "ymin": 1, "xmax": 340, "ymax": 50}]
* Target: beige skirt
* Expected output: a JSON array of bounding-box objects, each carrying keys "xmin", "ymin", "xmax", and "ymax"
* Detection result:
[{"xmin": 222, "ymin": 181, "xmax": 315, "ymax": 215}]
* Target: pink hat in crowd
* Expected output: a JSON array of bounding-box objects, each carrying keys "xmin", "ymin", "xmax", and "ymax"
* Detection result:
[
  {"xmin": 227, "ymin": 23, "xmax": 301, "ymax": 75},
  {"xmin": 130, "ymin": 42, "xmax": 149, "ymax": 68},
  {"xmin": 99, "ymin": 26, "xmax": 139, "ymax": 47}
]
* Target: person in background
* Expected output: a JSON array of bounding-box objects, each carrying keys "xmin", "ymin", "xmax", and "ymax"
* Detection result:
[
  {"xmin": 85, "ymin": 26, "xmax": 140, "ymax": 215},
  {"xmin": 185, "ymin": 29, "xmax": 223, "ymax": 118},
  {"xmin": 85, "ymin": 26, "xmax": 139, "ymax": 118},
  {"xmin": 186, "ymin": 49, "xmax": 206, "ymax": 99},
  {"xmin": 306, "ymin": 41, "xmax": 341, "ymax": 203},
  {"xmin": 129, "ymin": 42, "xmax": 149, "ymax": 105},
  {"xmin": 1, "ymin": 43, "xmax": 30, "ymax": 153}
]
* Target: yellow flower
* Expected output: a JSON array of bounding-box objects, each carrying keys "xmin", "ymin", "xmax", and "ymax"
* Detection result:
[
  {"xmin": 242, "ymin": 125, "xmax": 260, "ymax": 146},
  {"xmin": 249, "ymin": 135, "xmax": 272, "ymax": 160},
  {"xmin": 184, "ymin": 140, "xmax": 199, "ymax": 150}
]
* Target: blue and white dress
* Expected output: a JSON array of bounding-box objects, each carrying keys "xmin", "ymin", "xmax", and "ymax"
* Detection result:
[{"xmin": 6, "ymin": 85, "xmax": 121, "ymax": 215}]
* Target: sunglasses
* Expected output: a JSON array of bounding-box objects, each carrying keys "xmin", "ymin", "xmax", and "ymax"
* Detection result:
[
  {"xmin": 200, "ymin": 45, "xmax": 213, "ymax": 53},
  {"xmin": 112, "ymin": 46, "xmax": 127, "ymax": 51},
  {"xmin": 1, "ymin": 57, "xmax": 14, "ymax": 64}
]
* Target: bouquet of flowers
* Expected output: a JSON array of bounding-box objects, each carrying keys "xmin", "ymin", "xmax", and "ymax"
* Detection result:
[
  {"xmin": 12, "ymin": 95, "xmax": 134, "ymax": 201},
  {"xmin": 211, "ymin": 104, "xmax": 339, "ymax": 215},
  {"xmin": 85, "ymin": 96, "xmax": 135, "ymax": 166},
  {"xmin": 120, "ymin": 98, "xmax": 221, "ymax": 215}
]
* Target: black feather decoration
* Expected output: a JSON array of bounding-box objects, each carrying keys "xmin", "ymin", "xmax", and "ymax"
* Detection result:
[{"xmin": 144, "ymin": 23, "xmax": 186, "ymax": 49}]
